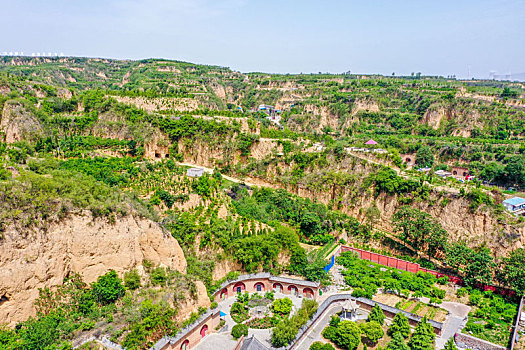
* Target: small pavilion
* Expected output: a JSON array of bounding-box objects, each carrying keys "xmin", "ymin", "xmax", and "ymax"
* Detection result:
[
  {"xmin": 365, "ymin": 139, "xmax": 378, "ymax": 145},
  {"xmin": 340, "ymin": 299, "xmax": 359, "ymax": 321}
]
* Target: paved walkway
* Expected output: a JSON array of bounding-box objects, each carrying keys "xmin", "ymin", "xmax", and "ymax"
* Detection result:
[{"xmin": 192, "ymin": 332, "xmax": 238, "ymax": 350}]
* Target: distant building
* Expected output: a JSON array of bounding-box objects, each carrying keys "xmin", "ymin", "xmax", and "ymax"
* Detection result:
[
  {"xmin": 502, "ymin": 197, "xmax": 525, "ymax": 215},
  {"xmin": 401, "ymin": 154, "xmax": 416, "ymax": 166},
  {"xmin": 258, "ymin": 104, "xmax": 274, "ymax": 111},
  {"xmin": 451, "ymin": 166, "xmax": 469, "ymax": 178},
  {"xmin": 187, "ymin": 168, "xmax": 205, "ymax": 178},
  {"xmin": 434, "ymin": 170, "xmax": 452, "ymax": 178}
]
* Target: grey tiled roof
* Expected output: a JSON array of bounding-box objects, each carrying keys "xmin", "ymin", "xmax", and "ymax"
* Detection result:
[{"xmin": 240, "ymin": 335, "xmax": 270, "ymax": 350}]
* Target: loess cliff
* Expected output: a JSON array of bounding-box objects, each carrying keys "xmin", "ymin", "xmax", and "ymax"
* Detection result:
[{"xmin": 0, "ymin": 212, "xmax": 186, "ymax": 325}]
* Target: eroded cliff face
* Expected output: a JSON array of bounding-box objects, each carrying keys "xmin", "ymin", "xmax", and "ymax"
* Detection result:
[
  {"xmin": 0, "ymin": 213, "xmax": 186, "ymax": 325},
  {"xmin": 177, "ymin": 138, "xmax": 525, "ymax": 256},
  {"xmin": 0, "ymin": 102, "xmax": 43, "ymax": 143}
]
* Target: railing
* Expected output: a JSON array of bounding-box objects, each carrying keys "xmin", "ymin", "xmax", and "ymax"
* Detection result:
[
  {"xmin": 510, "ymin": 296, "xmax": 524, "ymax": 350},
  {"xmin": 288, "ymin": 294, "xmax": 443, "ymax": 350}
]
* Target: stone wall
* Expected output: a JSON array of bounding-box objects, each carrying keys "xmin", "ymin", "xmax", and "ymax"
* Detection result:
[{"xmin": 455, "ymin": 333, "xmax": 506, "ymax": 350}]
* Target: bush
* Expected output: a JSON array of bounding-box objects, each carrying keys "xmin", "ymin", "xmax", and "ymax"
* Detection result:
[
  {"xmin": 368, "ymin": 304, "xmax": 385, "ymax": 325},
  {"xmin": 388, "ymin": 313, "xmax": 411, "ymax": 338},
  {"xmin": 360, "ymin": 321, "xmax": 384, "ymax": 344},
  {"xmin": 456, "ymin": 288, "xmax": 468, "ymax": 298},
  {"xmin": 322, "ymin": 325, "xmax": 338, "ymax": 340},
  {"xmin": 329, "ymin": 315, "xmax": 341, "ymax": 327},
  {"xmin": 334, "ymin": 321, "xmax": 361, "ymax": 350},
  {"xmin": 437, "ymin": 276, "xmax": 449, "ymax": 285},
  {"xmin": 91, "ymin": 270, "xmax": 124, "ymax": 304},
  {"xmin": 310, "ymin": 341, "xmax": 336, "ymax": 350},
  {"xmin": 150, "ymin": 267, "xmax": 167, "ymax": 286},
  {"xmin": 231, "ymin": 324, "xmax": 248, "ymax": 339},
  {"xmin": 272, "ymin": 297, "xmax": 293, "ymax": 316},
  {"xmin": 124, "ymin": 269, "xmax": 141, "ymax": 290}
]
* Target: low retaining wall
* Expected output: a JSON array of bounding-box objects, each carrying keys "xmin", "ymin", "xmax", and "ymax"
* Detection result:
[
  {"xmin": 455, "ymin": 333, "xmax": 506, "ymax": 350},
  {"xmin": 213, "ymin": 273, "xmax": 320, "ymax": 301},
  {"xmin": 289, "ymin": 294, "xmax": 444, "ymax": 350}
]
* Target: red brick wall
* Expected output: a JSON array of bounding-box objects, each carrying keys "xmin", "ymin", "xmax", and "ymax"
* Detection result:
[
  {"xmin": 339, "ymin": 246, "xmax": 514, "ymax": 296},
  {"xmin": 214, "ymin": 277, "xmax": 319, "ymax": 301},
  {"xmin": 167, "ymin": 312, "xmax": 220, "ymax": 350}
]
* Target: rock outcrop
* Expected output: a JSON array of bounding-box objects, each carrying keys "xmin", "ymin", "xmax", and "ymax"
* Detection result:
[{"xmin": 0, "ymin": 213, "xmax": 186, "ymax": 325}]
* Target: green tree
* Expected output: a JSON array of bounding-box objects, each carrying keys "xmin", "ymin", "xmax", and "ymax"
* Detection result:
[
  {"xmin": 271, "ymin": 319, "xmax": 297, "ymax": 347},
  {"xmin": 231, "ymin": 324, "xmax": 248, "ymax": 339},
  {"xmin": 464, "ymin": 247, "xmax": 495, "ymax": 286},
  {"xmin": 368, "ymin": 304, "xmax": 386, "ymax": 325},
  {"xmin": 415, "ymin": 146, "xmax": 434, "ymax": 167},
  {"xmin": 389, "ymin": 313, "xmax": 411, "ymax": 338},
  {"xmin": 91, "ymin": 270, "xmax": 124, "ymax": 304},
  {"xmin": 497, "ymin": 248, "xmax": 525, "ymax": 295},
  {"xmin": 445, "ymin": 242, "xmax": 472, "ymax": 272},
  {"xmin": 360, "ymin": 321, "xmax": 384, "ymax": 344},
  {"xmin": 408, "ymin": 318, "xmax": 435, "ymax": 350},
  {"xmin": 272, "ymin": 297, "xmax": 293, "ymax": 316},
  {"xmin": 393, "ymin": 206, "xmax": 448, "ymax": 257},
  {"xmin": 387, "ymin": 332, "xmax": 410, "ymax": 350},
  {"xmin": 334, "ymin": 321, "xmax": 361, "ymax": 350}
]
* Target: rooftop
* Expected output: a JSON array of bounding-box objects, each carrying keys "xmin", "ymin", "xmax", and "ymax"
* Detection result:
[
  {"xmin": 503, "ymin": 197, "xmax": 525, "ymax": 206},
  {"xmin": 240, "ymin": 335, "xmax": 269, "ymax": 350}
]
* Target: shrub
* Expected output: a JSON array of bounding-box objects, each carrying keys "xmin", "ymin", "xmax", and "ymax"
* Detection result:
[
  {"xmin": 360, "ymin": 321, "xmax": 384, "ymax": 344},
  {"xmin": 272, "ymin": 297, "xmax": 293, "ymax": 316},
  {"xmin": 334, "ymin": 321, "xmax": 361, "ymax": 350},
  {"xmin": 388, "ymin": 313, "xmax": 411, "ymax": 338},
  {"xmin": 91, "ymin": 270, "xmax": 124, "ymax": 304},
  {"xmin": 368, "ymin": 304, "xmax": 385, "ymax": 325},
  {"xmin": 124, "ymin": 269, "xmax": 141, "ymax": 290},
  {"xmin": 437, "ymin": 276, "xmax": 449, "ymax": 285},
  {"xmin": 322, "ymin": 325, "xmax": 338, "ymax": 341},
  {"xmin": 310, "ymin": 341, "xmax": 336, "ymax": 350},
  {"xmin": 231, "ymin": 324, "xmax": 248, "ymax": 339},
  {"xmin": 329, "ymin": 315, "xmax": 341, "ymax": 327},
  {"xmin": 150, "ymin": 267, "xmax": 167, "ymax": 286},
  {"xmin": 456, "ymin": 288, "xmax": 468, "ymax": 298}
]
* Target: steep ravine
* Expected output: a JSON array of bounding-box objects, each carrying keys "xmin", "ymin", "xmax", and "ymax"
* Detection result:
[
  {"xmin": 0, "ymin": 212, "xmax": 187, "ymax": 325},
  {"xmin": 174, "ymin": 138, "xmax": 525, "ymax": 256}
]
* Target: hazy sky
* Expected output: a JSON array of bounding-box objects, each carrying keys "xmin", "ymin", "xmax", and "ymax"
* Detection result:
[{"xmin": 2, "ymin": 0, "xmax": 524, "ymax": 78}]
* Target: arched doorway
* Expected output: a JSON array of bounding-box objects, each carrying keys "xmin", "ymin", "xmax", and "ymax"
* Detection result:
[
  {"xmin": 288, "ymin": 285, "xmax": 298, "ymax": 296},
  {"xmin": 453, "ymin": 170, "xmax": 458, "ymax": 175},
  {"xmin": 181, "ymin": 339, "xmax": 189, "ymax": 350},
  {"xmin": 200, "ymin": 325, "xmax": 208, "ymax": 338},
  {"xmin": 273, "ymin": 283, "xmax": 283, "ymax": 293},
  {"xmin": 233, "ymin": 282, "xmax": 246, "ymax": 293},
  {"xmin": 220, "ymin": 288, "xmax": 228, "ymax": 300},
  {"xmin": 254, "ymin": 282, "xmax": 265, "ymax": 292},
  {"xmin": 303, "ymin": 288, "xmax": 314, "ymax": 298},
  {"xmin": 405, "ymin": 158, "xmax": 411, "ymax": 163}
]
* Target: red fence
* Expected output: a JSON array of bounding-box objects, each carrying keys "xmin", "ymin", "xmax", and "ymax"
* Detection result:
[{"xmin": 339, "ymin": 246, "xmax": 514, "ymax": 296}]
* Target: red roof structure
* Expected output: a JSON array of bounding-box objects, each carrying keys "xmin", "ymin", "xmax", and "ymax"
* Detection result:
[{"xmin": 365, "ymin": 139, "xmax": 378, "ymax": 145}]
